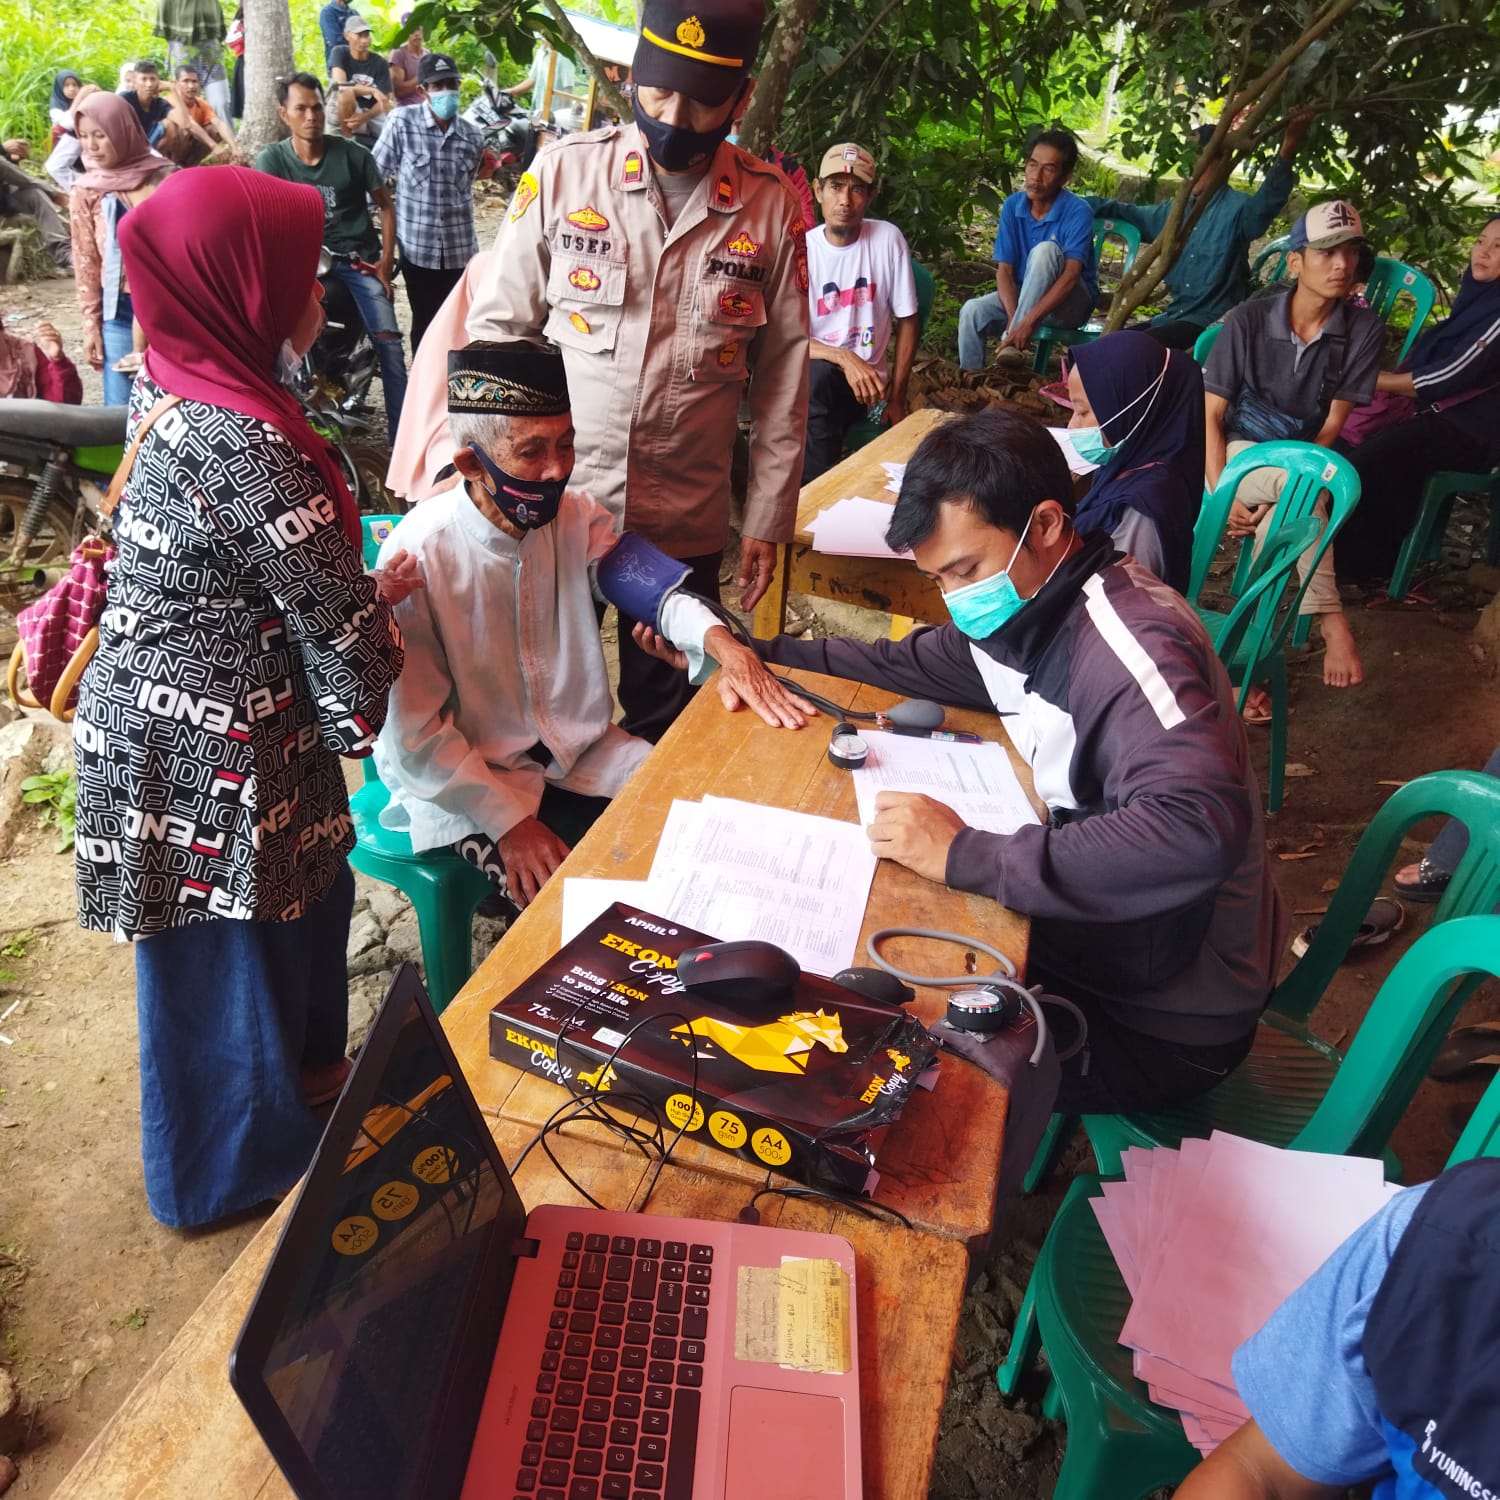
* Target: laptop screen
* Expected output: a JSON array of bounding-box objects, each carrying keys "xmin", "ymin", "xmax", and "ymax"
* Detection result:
[{"xmin": 232, "ymin": 965, "xmax": 528, "ymax": 1500}]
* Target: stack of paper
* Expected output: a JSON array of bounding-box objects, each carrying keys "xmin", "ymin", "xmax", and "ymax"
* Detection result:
[
  {"xmin": 881, "ymin": 461, "xmax": 905, "ymax": 495},
  {"xmin": 559, "ymin": 797, "xmax": 878, "ymax": 978},
  {"xmin": 850, "ymin": 730, "xmax": 1039, "ymax": 836},
  {"xmin": 805, "ymin": 497, "xmax": 912, "ymax": 560},
  {"xmin": 1092, "ymin": 1133, "xmax": 1400, "ymax": 1455}
]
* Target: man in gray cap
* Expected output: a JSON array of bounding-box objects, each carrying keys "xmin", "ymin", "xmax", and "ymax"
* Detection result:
[{"xmin": 467, "ymin": 0, "xmax": 810, "ymax": 743}]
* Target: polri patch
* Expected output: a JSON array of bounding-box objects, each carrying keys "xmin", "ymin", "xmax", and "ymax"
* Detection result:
[
  {"xmin": 726, "ymin": 231, "xmax": 760, "ymax": 259},
  {"xmin": 509, "ymin": 172, "xmax": 539, "ymax": 222},
  {"xmin": 566, "ymin": 206, "xmax": 610, "ymax": 231},
  {"xmin": 718, "ymin": 291, "xmax": 754, "ymax": 319}
]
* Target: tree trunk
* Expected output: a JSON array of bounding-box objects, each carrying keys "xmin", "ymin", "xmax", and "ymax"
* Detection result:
[
  {"xmin": 738, "ymin": 0, "xmax": 820, "ymax": 159},
  {"xmin": 240, "ymin": 0, "xmax": 296, "ymax": 159}
]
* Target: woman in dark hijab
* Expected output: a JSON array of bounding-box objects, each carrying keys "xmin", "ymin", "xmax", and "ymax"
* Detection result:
[
  {"xmin": 1066, "ymin": 330, "xmax": 1206, "ymax": 594},
  {"xmin": 48, "ymin": 70, "xmax": 82, "ymax": 140},
  {"xmin": 1334, "ymin": 216, "xmax": 1500, "ymax": 585}
]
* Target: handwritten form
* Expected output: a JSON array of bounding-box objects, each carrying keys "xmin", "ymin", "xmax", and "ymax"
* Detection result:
[
  {"xmin": 851, "ymin": 731, "xmax": 1040, "ymax": 836},
  {"xmin": 1093, "ymin": 1132, "xmax": 1400, "ymax": 1454},
  {"xmin": 560, "ymin": 798, "xmax": 877, "ymax": 977}
]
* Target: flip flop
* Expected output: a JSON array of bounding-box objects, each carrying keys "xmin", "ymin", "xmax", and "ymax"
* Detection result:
[
  {"xmin": 1429, "ymin": 1021, "xmax": 1500, "ymax": 1082},
  {"xmin": 1290, "ymin": 896, "xmax": 1404, "ymax": 960},
  {"xmin": 1242, "ymin": 701, "xmax": 1274, "ymax": 726},
  {"xmin": 1393, "ymin": 857, "xmax": 1451, "ymax": 905}
]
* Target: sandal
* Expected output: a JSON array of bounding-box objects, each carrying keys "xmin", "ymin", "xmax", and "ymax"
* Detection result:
[
  {"xmin": 1393, "ymin": 856, "xmax": 1451, "ymax": 905},
  {"xmin": 1290, "ymin": 896, "xmax": 1404, "ymax": 960},
  {"xmin": 1429, "ymin": 1021, "xmax": 1500, "ymax": 1082}
]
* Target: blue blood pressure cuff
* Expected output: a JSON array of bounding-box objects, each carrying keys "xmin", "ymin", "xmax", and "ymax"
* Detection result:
[{"xmin": 595, "ymin": 531, "xmax": 693, "ymax": 630}]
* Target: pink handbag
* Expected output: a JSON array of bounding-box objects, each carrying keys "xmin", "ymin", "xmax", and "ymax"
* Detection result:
[{"xmin": 6, "ymin": 393, "xmax": 181, "ymax": 720}]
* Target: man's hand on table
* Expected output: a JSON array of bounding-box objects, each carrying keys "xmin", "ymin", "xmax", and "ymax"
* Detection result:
[
  {"xmin": 737, "ymin": 537, "xmax": 777, "ymax": 611},
  {"xmin": 629, "ymin": 622, "xmax": 817, "ymax": 729},
  {"xmin": 867, "ymin": 791, "xmax": 966, "ymax": 882},
  {"xmin": 498, "ymin": 816, "xmax": 570, "ymax": 908}
]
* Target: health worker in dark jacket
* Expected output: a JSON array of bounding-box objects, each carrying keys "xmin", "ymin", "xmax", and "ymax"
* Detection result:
[{"xmin": 642, "ymin": 408, "xmax": 1287, "ymax": 1112}]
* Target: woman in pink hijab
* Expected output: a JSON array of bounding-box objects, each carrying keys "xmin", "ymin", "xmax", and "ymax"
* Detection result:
[
  {"xmin": 71, "ymin": 167, "xmax": 406, "ymax": 1230},
  {"xmin": 68, "ymin": 90, "xmax": 172, "ymax": 404}
]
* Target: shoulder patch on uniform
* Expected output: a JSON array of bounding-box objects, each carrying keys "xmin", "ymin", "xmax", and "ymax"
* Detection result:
[{"xmin": 509, "ymin": 171, "xmax": 539, "ymax": 221}]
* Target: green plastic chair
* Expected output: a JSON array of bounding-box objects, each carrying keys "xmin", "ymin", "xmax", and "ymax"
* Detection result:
[
  {"xmin": 1192, "ymin": 439, "xmax": 1361, "ymax": 657},
  {"xmin": 1023, "ymin": 767, "xmax": 1500, "ymax": 1194},
  {"xmin": 1388, "ymin": 468, "xmax": 1500, "ymax": 600},
  {"xmin": 1190, "ymin": 322, "xmax": 1222, "ymax": 364},
  {"xmin": 348, "ymin": 513, "xmax": 495, "ymax": 1013},
  {"xmin": 1251, "ymin": 233, "xmax": 1291, "ymax": 287},
  {"xmin": 1001, "ymin": 914, "xmax": 1500, "ymax": 1500},
  {"xmin": 843, "ymin": 257, "xmax": 938, "ymax": 455},
  {"xmin": 1362, "ymin": 257, "xmax": 1438, "ymax": 362},
  {"xmin": 1031, "ymin": 217, "xmax": 1144, "ymax": 374}
]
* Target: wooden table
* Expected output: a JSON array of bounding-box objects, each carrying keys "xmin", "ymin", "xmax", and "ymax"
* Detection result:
[
  {"xmin": 443, "ymin": 666, "xmax": 1033, "ymax": 1251},
  {"xmin": 51, "ymin": 667, "xmax": 1034, "ymax": 1500},
  {"xmin": 752, "ymin": 409, "xmax": 953, "ymax": 638}
]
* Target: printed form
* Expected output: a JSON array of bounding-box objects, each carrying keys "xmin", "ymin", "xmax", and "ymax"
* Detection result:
[{"xmin": 851, "ymin": 732, "xmax": 1040, "ymax": 836}]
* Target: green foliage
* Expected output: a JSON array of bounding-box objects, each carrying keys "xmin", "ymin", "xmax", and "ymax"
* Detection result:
[
  {"xmin": 1104, "ymin": 0, "xmax": 1500, "ymax": 301},
  {"xmin": 777, "ymin": 0, "xmax": 1113, "ymax": 259},
  {"xmin": 0, "ymin": 0, "xmax": 325, "ymax": 152},
  {"xmin": 0, "ymin": 931, "xmax": 33, "ymax": 960},
  {"xmin": 19, "ymin": 770, "xmax": 77, "ymax": 853}
]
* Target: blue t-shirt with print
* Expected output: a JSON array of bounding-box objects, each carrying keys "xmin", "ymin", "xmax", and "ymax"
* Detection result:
[{"xmin": 991, "ymin": 187, "xmax": 1098, "ymax": 303}]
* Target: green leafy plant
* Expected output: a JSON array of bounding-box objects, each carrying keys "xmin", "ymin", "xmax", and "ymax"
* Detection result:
[
  {"xmin": 20, "ymin": 770, "xmax": 77, "ymax": 852},
  {"xmin": 0, "ymin": 932, "xmax": 32, "ymax": 960}
]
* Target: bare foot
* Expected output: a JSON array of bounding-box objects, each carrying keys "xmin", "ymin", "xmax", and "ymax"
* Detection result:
[
  {"xmin": 1319, "ymin": 612, "xmax": 1363, "ymax": 687},
  {"xmin": 1241, "ymin": 687, "xmax": 1273, "ymax": 724}
]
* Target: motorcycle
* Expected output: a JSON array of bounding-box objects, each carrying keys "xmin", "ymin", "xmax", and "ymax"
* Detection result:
[
  {"xmin": 462, "ymin": 78, "xmax": 559, "ymax": 192},
  {"xmin": 0, "ymin": 399, "xmax": 125, "ymax": 610}
]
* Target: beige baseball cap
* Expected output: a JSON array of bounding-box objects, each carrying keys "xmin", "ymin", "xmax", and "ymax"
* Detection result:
[{"xmin": 818, "ymin": 142, "xmax": 876, "ymax": 184}]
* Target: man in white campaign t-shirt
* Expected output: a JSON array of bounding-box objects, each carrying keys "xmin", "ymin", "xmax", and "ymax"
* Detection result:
[{"xmin": 803, "ymin": 141, "xmax": 920, "ymax": 481}]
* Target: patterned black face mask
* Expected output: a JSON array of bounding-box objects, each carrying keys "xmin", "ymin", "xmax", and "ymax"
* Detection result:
[{"xmin": 471, "ymin": 444, "xmax": 569, "ymax": 531}]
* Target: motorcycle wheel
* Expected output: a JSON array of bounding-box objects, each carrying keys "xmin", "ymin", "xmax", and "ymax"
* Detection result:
[
  {"xmin": 0, "ymin": 475, "xmax": 88, "ymax": 612},
  {"xmin": 343, "ymin": 433, "xmax": 406, "ymax": 516}
]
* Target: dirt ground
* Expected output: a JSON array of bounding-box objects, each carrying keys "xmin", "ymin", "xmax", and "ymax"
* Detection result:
[{"xmin": 4, "ymin": 235, "xmax": 1500, "ymax": 1497}]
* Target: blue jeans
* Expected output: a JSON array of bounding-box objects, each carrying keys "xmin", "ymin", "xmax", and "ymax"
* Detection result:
[
  {"xmin": 102, "ymin": 290, "xmax": 135, "ymax": 407},
  {"xmin": 1428, "ymin": 744, "xmax": 1500, "ymax": 875},
  {"xmin": 957, "ymin": 242, "xmax": 1095, "ymax": 370},
  {"xmin": 330, "ymin": 261, "xmax": 408, "ymax": 438},
  {"xmin": 132, "ymin": 861, "xmax": 355, "ymax": 1228}
]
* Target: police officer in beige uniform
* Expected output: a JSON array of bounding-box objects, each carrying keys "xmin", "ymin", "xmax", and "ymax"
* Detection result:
[{"xmin": 467, "ymin": 0, "xmax": 810, "ymax": 742}]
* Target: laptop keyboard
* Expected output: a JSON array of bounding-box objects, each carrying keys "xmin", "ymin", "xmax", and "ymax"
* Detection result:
[{"xmin": 514, "ymin": 1231, "xmax": 712, "ymax": 1500}]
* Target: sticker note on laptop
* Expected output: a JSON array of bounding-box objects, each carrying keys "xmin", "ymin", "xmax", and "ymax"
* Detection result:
[{"xmin": 735, "ymin": 1258, "xmax": 851, "ymax": 1374}]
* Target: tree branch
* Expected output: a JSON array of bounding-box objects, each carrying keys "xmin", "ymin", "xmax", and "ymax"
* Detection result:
[{"xmin": 534, "ymin": 0, "xmax": 630, "ymax": 118}]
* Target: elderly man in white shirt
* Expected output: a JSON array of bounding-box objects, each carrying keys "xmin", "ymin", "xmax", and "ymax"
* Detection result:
[{"xmin": 375, "ymin": 340, "xmax": 812, "ymax": 910}]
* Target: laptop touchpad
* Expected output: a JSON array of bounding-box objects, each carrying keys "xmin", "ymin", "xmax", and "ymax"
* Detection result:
[{"xmin": 723, "ymin": 1386, "xmax": 846, "ymax": 1498}]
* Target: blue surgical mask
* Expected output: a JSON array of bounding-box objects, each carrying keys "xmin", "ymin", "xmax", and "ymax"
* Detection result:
[
  {"xmin": 429, "ymin": 88, "xmax": 460, "ymax": 120},
  {"xmin": 942, "ymin": 511, "xmax": 1039, "ymax": 639},
  {"xmin": 1067, "ymin": 426, "xmax": 1114, "ymax": 467}
]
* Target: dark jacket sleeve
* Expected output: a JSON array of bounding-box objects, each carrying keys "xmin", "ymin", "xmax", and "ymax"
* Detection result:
[
  {"xmin": 1235, "ymin": 158, "xmax": 1295, "ymax": 239},
  {"xmin": 756, "ymin": 624, "xmax": 994, "ymax": 712},
  {"xmin": 946, "ymin": 600, "xmax": 1253, "ymax": 924},
  {"xmin": 1412, "ymin": 310, "xmax": 1500, "ymax": 405}
]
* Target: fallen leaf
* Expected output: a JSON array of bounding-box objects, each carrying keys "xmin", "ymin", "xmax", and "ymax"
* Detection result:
[
  {"xmin": 1377, "ymin": 779, "xmax": 1408, "ymax": 787},
  {"xmin": 1284, "ymin": 763, "xmax": 1317, "ymax": 778},
  {"xmin": 1278, "ymin": 851, "xmax": 1320, "ymax": 861},
  {"xmin": 1294, "ymin": 906, "xmax": 1329, "ymax": 915},
  {"xmin": 1320, "ymin": 879, "xmax": 1340, "ymax": 893}
]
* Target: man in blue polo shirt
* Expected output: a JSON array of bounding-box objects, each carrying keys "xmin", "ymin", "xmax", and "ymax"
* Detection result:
[
  {"xmin": 1084, "ymin": 110, "xmax": 1314, "ymax": 351},
  {"xmin": 957, "ymin": 128, "xmax": 1097, "ymax": 369},
  {"xmin": 1176, "ymin": 1157, "xmax": 1500, "ymax": 1499}
]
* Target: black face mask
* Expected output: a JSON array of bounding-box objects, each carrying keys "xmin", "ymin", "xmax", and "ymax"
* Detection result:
[
  {"xmin": 632, "ymin": 92, "xmax": 737, "ymax": 174},
  {"xmin": 471, "ymin": 445, "xmax": 568, "ymax": 531}
]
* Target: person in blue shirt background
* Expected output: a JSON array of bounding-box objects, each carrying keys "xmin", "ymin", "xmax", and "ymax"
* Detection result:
[
  {"xmin": 1176, "ymin": 1156, "xmax": 1500, "ymax": 1499},
  {"xmin": 1085, "ymin": 108, "xmax": 1314, "ymax": 351},
  {"xmin": 957, "ymin": 128, "xmax": 1098, "ymax": 369},
  {"xmin": 319, "ymin": 0, "xmax": 354, "ymax": 69}
]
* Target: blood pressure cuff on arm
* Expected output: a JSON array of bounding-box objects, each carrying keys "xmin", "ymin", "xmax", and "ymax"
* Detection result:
[{"xmin": 595, "ymin": 531, "xmax": 692, "ymax": 630}]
